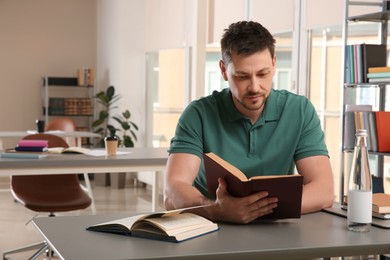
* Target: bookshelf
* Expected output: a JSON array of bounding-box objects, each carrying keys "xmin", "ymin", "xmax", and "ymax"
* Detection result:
[
  {"xmin": 340, "ymin": 0, "xmax": 390, "ymax": 202},
  {"xmin": 42, "ymin": 76, "xmax": 94, "ymax": 145}
]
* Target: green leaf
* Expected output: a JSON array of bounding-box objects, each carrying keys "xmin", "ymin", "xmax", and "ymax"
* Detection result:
[
  {"xmin": 92, "ymin": 119, "xmax": 104, "ymax": 128},
  {"xmin": 130, "ymin": 122, "xmax": 139, "ymax": 130},
  {"xmin": 130, "ymin": 130, "xmax": 138, "ymax": 141},
  {"xmin": 123, "ymin": 135, "xmax": 134, "ymax": 147},
  {"xmin": 121, "ymin": 122, "xmax": 130, "ymax": 130},
  {"xmin": 94, "ymin": 127, "xmax": 104, "ymax": 134},
  {"xmin": 99, "ymin": 110, "xmax": 109, "ymax": 120},
  {"xmin": 112, "ymin": 116, "xmax": 123, "ymax": 125},
  {"xmin": 123, "ymin": 110, "xmax": 130, "ymax": 119},
  {"xmin": 106, "ymin": 86, "xmax": 115, "ymax": 99}
]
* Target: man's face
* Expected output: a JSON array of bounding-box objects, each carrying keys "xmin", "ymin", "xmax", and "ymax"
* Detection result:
[{"xmin": 219, "ymin": 49, "xmax": 276, "ymax": 116}]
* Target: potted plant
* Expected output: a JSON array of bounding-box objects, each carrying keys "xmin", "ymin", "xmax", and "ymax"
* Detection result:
[
  {"xmin": 92, "ymin": 85, "xmax": 139, "ymax": 188},
  {"xmin": 92, "ymin": 85, "xmax": 138, "ymax": 148}
]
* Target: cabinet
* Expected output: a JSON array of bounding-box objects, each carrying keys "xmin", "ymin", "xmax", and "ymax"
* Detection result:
[
  {"xmin": 340, "ymin": 0, "xmax": 390, "ymax": 201},
  {"xmin": 42, "ymin": 76, "xmax": 94, "ymax": 146}
]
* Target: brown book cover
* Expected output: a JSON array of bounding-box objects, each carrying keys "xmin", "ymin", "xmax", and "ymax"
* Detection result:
[
  {"xmin": 203, "ymin": 152, "xmax": 303, "ymax": 219},
  {"xmin": 375, "ymin": 111, "xmax": 390, "ymax": 152}
]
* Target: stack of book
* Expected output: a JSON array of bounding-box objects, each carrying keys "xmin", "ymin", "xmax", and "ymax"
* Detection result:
[
  {"xmin": 48, "ymin": 98, "xmax": 65, "ymax": 115},
  {"xmin": 77, "ymin": 68, "xmax": 94, "ymax": 87},
  {"xmin": 367, "ymin": 67, "xmax": 390, "ymax": 83},
  {"xmin": 343, "ymin": 193, "xmax": 390, "ymax": 220},
  {"xmin": 14, "ymin": 140, "xmax": 49, "ymax": 152},
  {"xmin": 0, "ymin": 140, "xmax": 49, "ymax": 159},
  {"xmin": 64, "ymin": 98, "xmax": 92, "ymax": 116},
  {"xmin": 345, "ymin": 44, "xmax": 386, "ymax": 83},
  {"xmin": 343, "ymin": 105, "xmax": 390, "ymax": 152}
]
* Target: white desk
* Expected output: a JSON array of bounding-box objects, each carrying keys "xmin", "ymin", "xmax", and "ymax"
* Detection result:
[
  {"xmin": 0, "ymin": 131, "xmax": 101, "ymax": 148},
  {"xmin": 0, "ymin": 147, "xmax": 168, "ymax": 213},
  {"xmin": 31, "ymin": 211, "xmax": 390, "ymax": 260}
]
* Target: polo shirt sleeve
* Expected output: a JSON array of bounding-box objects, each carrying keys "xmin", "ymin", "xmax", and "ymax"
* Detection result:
[
  {"xmin": 294, "ymin": 98, "xmax": 329, "ymax": 161},
  {"xmin": 168, "ymin": 101, "xmax": 204, "ymax": 159}
]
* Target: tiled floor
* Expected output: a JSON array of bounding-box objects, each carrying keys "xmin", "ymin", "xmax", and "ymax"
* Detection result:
[{"xmin": 0, "ymin": 176, "xmax": 163, "ymax": 260}]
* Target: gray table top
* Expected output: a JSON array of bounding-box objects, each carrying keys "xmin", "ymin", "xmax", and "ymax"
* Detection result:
[
  {"xmin": 33, "ymin": 210, "xmax": 390, "ymax": 260},
  {"xmin": 0, "ymin": 147, "xmax": 168, "ymax": 172}
]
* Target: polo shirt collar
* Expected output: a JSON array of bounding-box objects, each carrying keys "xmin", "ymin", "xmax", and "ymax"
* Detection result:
[{"xmin": 222, "ymin": 88, "xmax": 280, "ymax": 122}]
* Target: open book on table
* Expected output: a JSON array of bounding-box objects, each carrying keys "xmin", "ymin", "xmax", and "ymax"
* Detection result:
[
  {"xmin": 47, "ymin": 147, "xmax": 130, "ymax": 157},
  {"xmin": 203, "ymin": 152, "xmax": 303, "ymax": 219},
  {"xmin": 86, "ymin": 206, "xmax": 218, "ymax": 242},
  {"xmin": 47, "ymin": 146, "xmax": 96, "ymax": 155}
]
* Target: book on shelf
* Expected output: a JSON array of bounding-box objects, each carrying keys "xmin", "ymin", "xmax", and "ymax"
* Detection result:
[
  {"xmin": 368, "ymin": 112, "xmax": 378, "ymax": 152},
  {"xmin": 340, "ymin": 204, "xmax": 390, "ymax": 220},
  {"xmin": 203, "ymin": 152, "xmax": 303, "ymax": 219},
  {"xmin": 368, "ymin": 77, "xmax": 390, "ymax": 83},
  {"xmin": 375, "ymin": 111, "xmax": 390, "ymax": 152},
  {"xmin": 343, "ymin": 193, "xmax": 390, "ymax": 219},
  {"xmin": 343, "ymin": 105, "xmax": 374, "ymax": 151},
  {"xmin": 346, "ymin": 44, "xmax": 386, "ymax": 83},
  {"xmin": 372, "ymin": 193, "xmax": 390, "ymax": 214},
  {"xmin": 362, "ymin": 44, "xmax": 387, "ymax": 83},
  {"xmin": 86, "ymin": 206, "xmax": 218, "ymax": 242},
  {"xmin": 354, "ymin": 111, "xmax": 378, "ymax": 152},
  {"xmin": 368, "ymin": 67, "xmax": 390, "ymax": 73},
  {"xmin": 367, "ymin": 72, "xmax": 390, "ymax": 78}
]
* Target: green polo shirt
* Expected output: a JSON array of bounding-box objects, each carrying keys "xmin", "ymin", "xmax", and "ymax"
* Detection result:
[{"xmin": 168, "ymin": 88, "xmax": 329, "ymax": 199}]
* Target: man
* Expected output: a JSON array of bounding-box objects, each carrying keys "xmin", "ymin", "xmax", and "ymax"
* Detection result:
[{"xmin": 164, "ymin": 21, "xmax": 334, "ymax": 224}]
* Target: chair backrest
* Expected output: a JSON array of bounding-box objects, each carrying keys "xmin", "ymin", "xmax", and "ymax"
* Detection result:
[
  {"xmin": 45, "ymin": 118, "xmax": 76, "ymax": 132},
  {"xmin": 45, "ymin": 118, "xmax": 77, "ymax": 146}
]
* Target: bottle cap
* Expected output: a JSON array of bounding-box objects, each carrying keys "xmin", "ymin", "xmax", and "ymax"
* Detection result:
[{"xmin": 356, "ymin": 129, "xmax": 367, "ymax": 136}]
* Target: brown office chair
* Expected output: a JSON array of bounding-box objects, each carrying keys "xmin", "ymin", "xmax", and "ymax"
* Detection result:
[
  {"xmin": 2, "ymin": 134, "xmax": 92, "ymax": 260},
  {"xmin": 45, "ymin": 117, "xmax": 77, "ymax": 146}
]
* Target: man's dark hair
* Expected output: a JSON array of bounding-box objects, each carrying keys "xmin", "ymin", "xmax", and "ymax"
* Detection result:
[{"xmin": 220, "ymin": 21, "xmax": 276, "ymax": 64}]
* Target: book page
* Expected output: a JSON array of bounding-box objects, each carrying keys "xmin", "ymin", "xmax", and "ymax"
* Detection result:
[
  {"xmin": 249, "ymin": 174, "xmax": 301, "ymax": 180},
  {"xmin": 205, "ymin": 153, "xmax": 248, "ymax": 181},
  {"xmin": 91, "ymin": 214, "xmax": 150, "ymax": 230},
  {"xmin": 140, "ymin": 213, "xmax": 214, "ymax": 236}
]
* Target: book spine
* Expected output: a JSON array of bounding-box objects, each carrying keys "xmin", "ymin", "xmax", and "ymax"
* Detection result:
[
  {"xmin": 0, "ymin": 153, "xmax": 47, "ymax": 159},
  {"xmin": 17, "ymin": 140, "xmax": 49, "ymax": 147},
  {"xmin": 367, "ymin": 72, "xmax": 390, "ymax": 78},
  {"xmin": 375, "ymin": 111, "xmax": 390, "ymax": 152},
  {"xmin": 368, "ymin": 67, "xmax": 390, "ymax": 73},
  {"xmin": 15, "ymin": 146, "xmax": 47, "ymax": 152},
  {"xmin": 368, "ymin": 77, "xmax": 390, "ymax": 83}
]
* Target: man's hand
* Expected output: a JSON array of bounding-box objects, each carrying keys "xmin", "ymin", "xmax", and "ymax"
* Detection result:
[{"xmin": 207, "ymin": 178, "xmax": 278, "ymax": 224}]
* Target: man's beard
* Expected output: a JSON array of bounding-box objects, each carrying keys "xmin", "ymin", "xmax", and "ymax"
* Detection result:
[{"xmin": 236, "ymin": 92, "xmax": 267, "ymax": 111}]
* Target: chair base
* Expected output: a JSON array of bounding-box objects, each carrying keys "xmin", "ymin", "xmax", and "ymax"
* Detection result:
[{"xmin": 2, "ymin": 241, "xmax": 51, "ymax": 260}]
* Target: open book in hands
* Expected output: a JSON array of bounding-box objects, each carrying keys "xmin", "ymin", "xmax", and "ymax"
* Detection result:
[
  {"xmin": 203, "ymin": 152, "xmax": 304, "ymax": 219},
  {"xmin": 86, "ymin": 206, "xmax": 219, "ymax": 242}
]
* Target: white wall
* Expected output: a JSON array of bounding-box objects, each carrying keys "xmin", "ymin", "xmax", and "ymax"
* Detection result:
[
  {"xmin": 96, "ymin": 0, "xmax": 146, "ymax": 146},
  {"xmin": 0, "ymin": 0, "xmax": 96, "ymax": 148}
]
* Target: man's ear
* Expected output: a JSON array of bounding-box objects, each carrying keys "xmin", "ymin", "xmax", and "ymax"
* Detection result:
[{"xmin": 219, "ymin": 60, "xmax": 228, "ymax": 81}]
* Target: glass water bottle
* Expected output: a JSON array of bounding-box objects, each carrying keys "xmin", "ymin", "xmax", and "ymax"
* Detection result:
[{"xmin": 347, "ymin": 129, "xmax": 372, "ymax": 232}]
